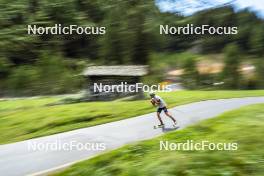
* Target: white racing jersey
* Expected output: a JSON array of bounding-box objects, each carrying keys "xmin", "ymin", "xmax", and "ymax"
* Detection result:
[{"xmin": 152, "ymin": 95, "xmax": 166, "ymax": 108}]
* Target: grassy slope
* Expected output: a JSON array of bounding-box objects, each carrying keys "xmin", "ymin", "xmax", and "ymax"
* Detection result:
[
  {"xmin": 1, "ymin": 90, "xmax": 264, "ymax": 144},
  {"xmin": 54, "ymin": 104, "xmax": 264, "ymax": 176}
]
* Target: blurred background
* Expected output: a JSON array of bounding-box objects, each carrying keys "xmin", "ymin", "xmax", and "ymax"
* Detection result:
[
  {"xmin": 0, "ymin": 1, "xmax": 263, "ymax": 175},
  {"xmin": 0, "ymin": 0, "xmax": 263, "ymax": 97}
]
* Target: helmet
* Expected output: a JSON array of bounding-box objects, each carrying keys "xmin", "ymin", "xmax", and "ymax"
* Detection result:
[{"xmin": 149, "ymin": 91, "xmax": 155, "ymax": 96}]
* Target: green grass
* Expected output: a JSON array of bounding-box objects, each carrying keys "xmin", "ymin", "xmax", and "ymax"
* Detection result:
[
  {"xmin": 53, "ymin": 103, "xmax": 264, "ymax": 176},
  {"xmin": 1, "ymin": 90, "xmax": 264, "ymax": 144},
  {"xmin": 0, "ymin": 97, "xmax": 60, "ymax": 112}
]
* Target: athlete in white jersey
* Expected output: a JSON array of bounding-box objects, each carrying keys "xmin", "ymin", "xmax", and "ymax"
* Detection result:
[{"xmin": 149, "ymin": 91, "xmax": 177, "ymax": 127}]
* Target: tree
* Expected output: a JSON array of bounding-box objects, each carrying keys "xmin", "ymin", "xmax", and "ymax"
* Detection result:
[
  {"xmin": 221, "ymin": 44, "xmax": 241, "ymax": 89},
  {"xmin": 249, "ymin": 24, "xmax": 264, "ymax": 56},
  {"xmin": 36, "ymin": 52, "xmax": 80, "ymax": 94},
  {"xmin": 255, "ymin": 58, "xmax": 264, "ymax": 88},
  {"xmin": 182, "ymin": 56, "xmax": 200, "ymax": 89},
  {"xmin": 7, "ymin": 66, "xmax": 40, "ymax": 96}
]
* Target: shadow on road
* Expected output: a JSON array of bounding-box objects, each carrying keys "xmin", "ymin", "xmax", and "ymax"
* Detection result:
[{"xmin": 162, "ymin": 126, "xmax": 180, "ymax": 132}]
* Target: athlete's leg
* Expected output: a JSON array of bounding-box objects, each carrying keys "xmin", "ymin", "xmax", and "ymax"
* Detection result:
[
  {"xmin": 157, "ymin": 112, "xmax": 164, "ymax": 125},
  {"xmin": 164, "ymin": 109, "xmax": 176, "ymax": 123}
]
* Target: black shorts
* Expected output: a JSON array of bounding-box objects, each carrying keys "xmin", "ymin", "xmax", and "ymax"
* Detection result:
[{"xmin": 157, "ymin": 107, "xmax": 168, "ymax": 113}]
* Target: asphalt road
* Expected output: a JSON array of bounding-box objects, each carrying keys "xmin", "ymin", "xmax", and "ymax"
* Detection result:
[{"xmin": 1, "ymin": 97, "xmax": 264, "ymax": 176}]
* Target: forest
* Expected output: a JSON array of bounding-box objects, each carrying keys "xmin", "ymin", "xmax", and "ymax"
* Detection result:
[{"xmin": 0, "ymin": 0, "xmax": 263, "ymax": 96}]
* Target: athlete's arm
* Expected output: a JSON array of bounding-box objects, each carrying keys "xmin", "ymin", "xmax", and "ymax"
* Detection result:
[
  {"xmin": 154, "ymin": 98, "xmax": 161, "ymax": 105},
  {"xmin": 150, "ymin": 99, "xmax": 156, "ymax": 106}
]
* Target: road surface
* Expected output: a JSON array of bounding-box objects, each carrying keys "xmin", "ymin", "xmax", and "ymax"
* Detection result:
[{"xmin": 0, "ymin": 97, "xmax": 264, "ymax": 176}]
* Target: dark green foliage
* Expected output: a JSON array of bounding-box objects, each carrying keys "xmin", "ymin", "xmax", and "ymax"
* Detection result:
[
  {"xmin": 0, "ymin": 1, "xmax": 263, "ymax": 95},
  {"xmin": 255, "ymin": 58, "xmax": 264, "ymax": 88},
  {"xmin": 182, "ymin": 56, "xmax": 200, "ymax": 89},
  {"xmin": 7, "ymin": 65, "xmax": 40, "ymax": 96},
  {"xmin": 221, "ymin": 44, "xmax": 241, "ymax": 89},
  {"xmin": 249, "ymin": 24, "xmax": 264, "ymax": 56},
  {"xmin": 0, "ymin": 0, "xmax": 159, "ymax": 96},
  {"xmin": 5, "ymin": 53, "xmax": 82, "ymax": 96}
]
